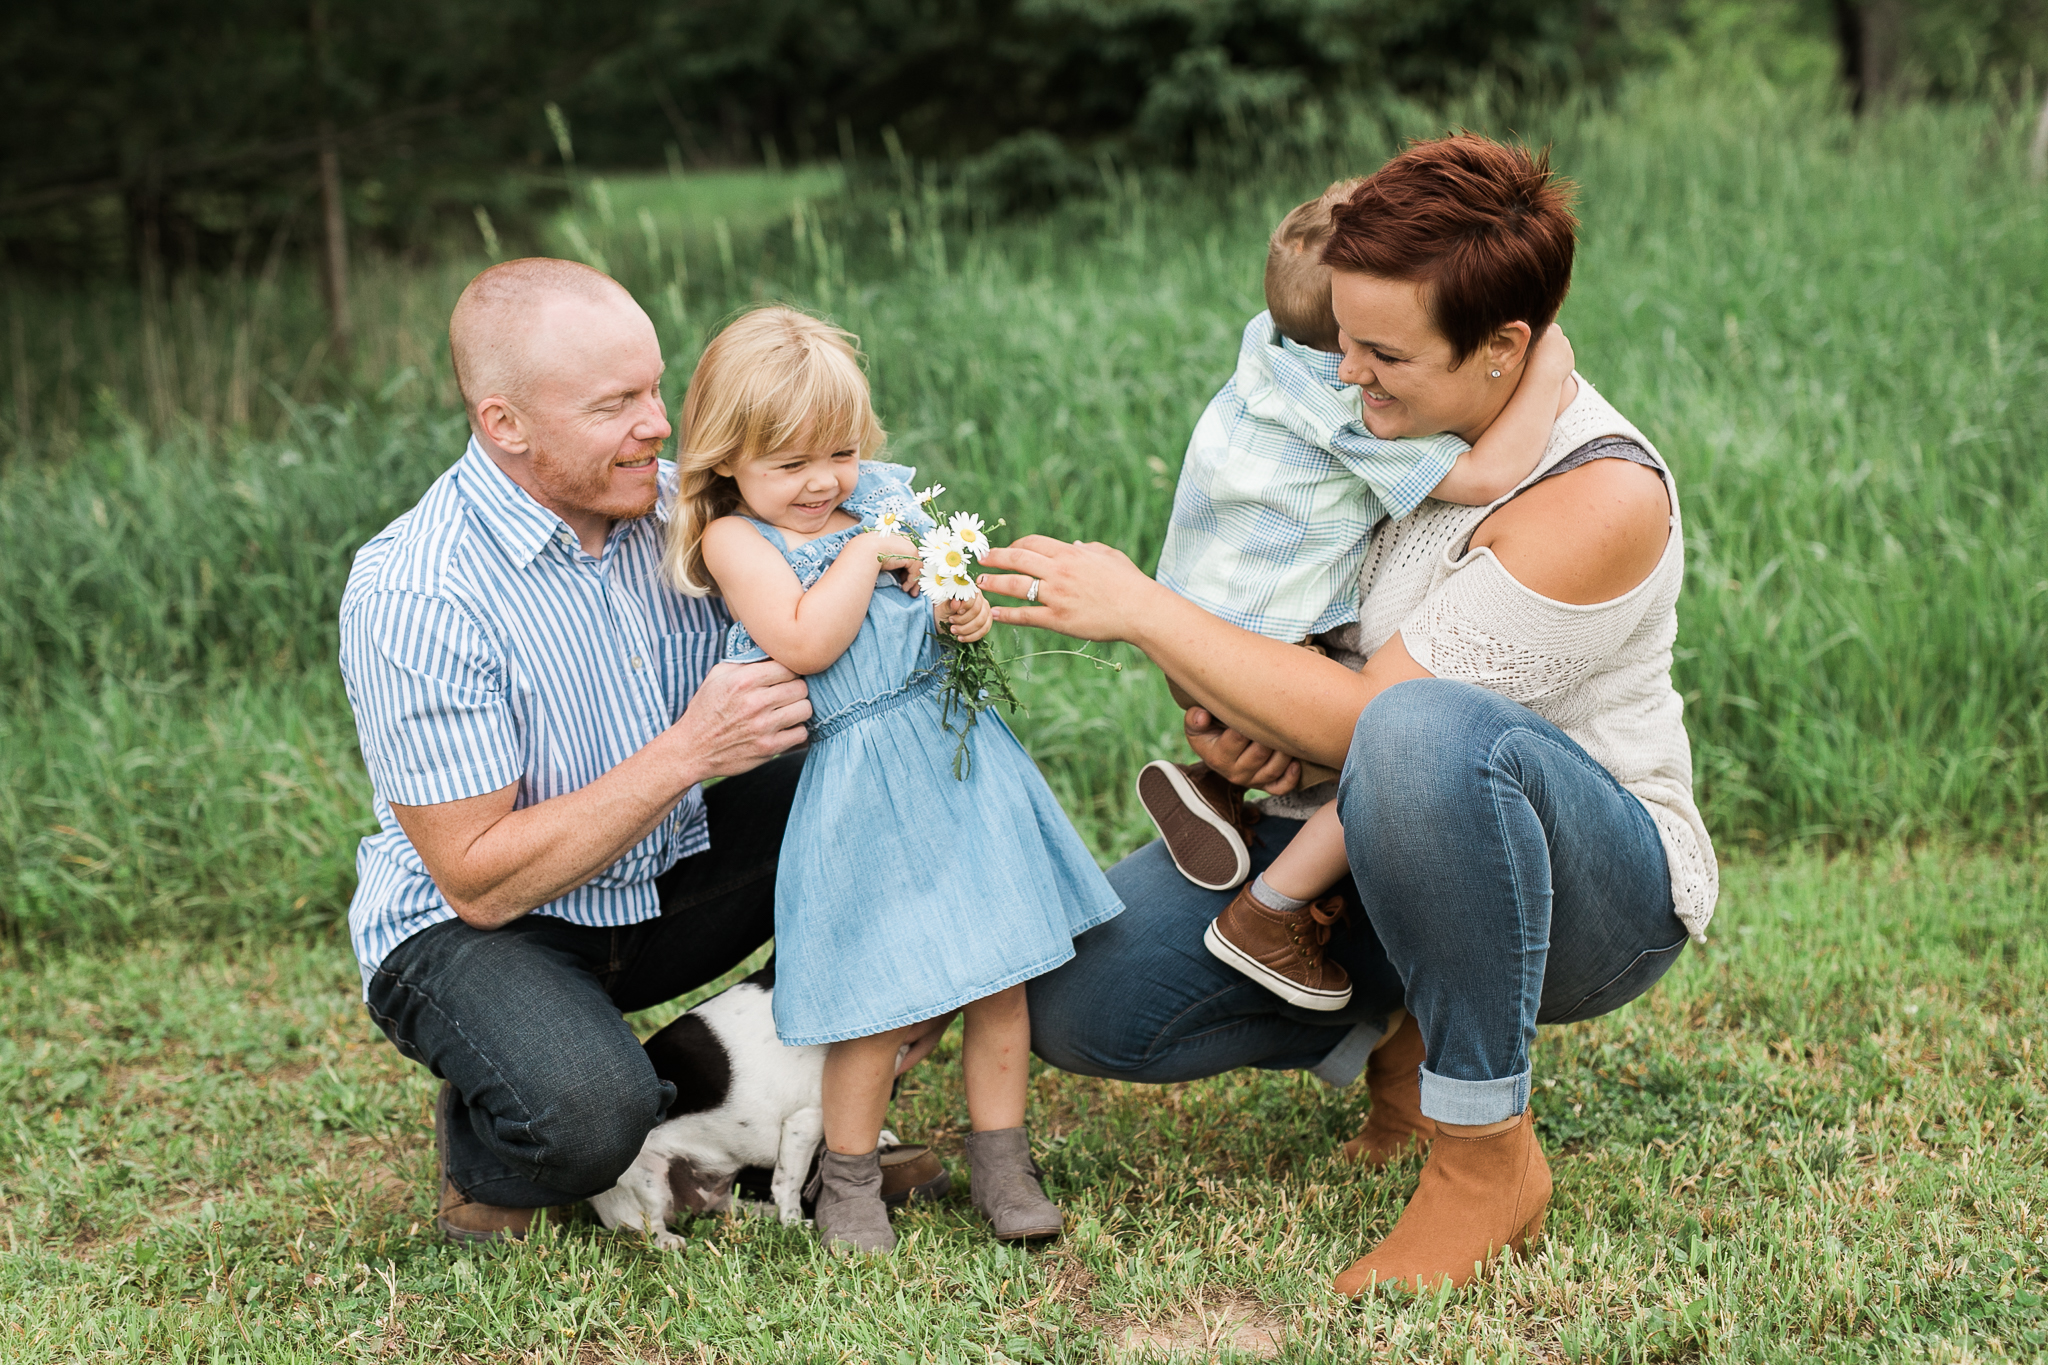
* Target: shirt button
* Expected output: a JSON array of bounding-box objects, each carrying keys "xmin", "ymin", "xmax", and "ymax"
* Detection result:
[{"xmin": 630, "ymin": 656, "xmax": 644, "ymax": 669}]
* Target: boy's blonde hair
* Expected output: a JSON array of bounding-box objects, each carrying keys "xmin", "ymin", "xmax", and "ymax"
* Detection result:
[
  {"xmin": 662, "ymin": 306, "xmax": 886, "ymax": 596},
  {"xmin": 1263, "ymin": 177, "xmax": 1364, "ymax": 353}
]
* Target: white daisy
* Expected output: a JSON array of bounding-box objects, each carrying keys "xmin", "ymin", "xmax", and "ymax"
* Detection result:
[
  {"xmin": 913, "ymin": 483, "xmax": 946, "ymax": 506},
  {"xmin": 922, "ymin": 535, "xmax": 973, "ymax": 579},
  {"xmin": 947, "ymin": 512, "xmax": 989, "ymax": 558},
  {"xmin": 870, "ymin": 507, "xmax": 907, "ymax": 536}
]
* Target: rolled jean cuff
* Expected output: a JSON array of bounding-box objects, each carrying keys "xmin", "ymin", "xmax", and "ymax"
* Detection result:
[
  {"xmin": 1418, "ymin": 1066, "xmax": 1531, "ymax": 1126},
  {"xmin": 1308, "ymin": 1018, "xmax": 1387, "ymax": 1088}
]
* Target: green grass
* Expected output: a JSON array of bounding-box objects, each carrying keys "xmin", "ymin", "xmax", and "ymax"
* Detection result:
[
  {"xmin": 2, "ymin": 65, "xmax": 2047, "ymax": 1362},
  {"xmin": 3, "ymin": 846, "xmax": 2044, "ymax": 1361}
]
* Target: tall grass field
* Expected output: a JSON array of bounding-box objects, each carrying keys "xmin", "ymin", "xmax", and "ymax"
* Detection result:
[{"xmin": 2, "ymin": 70, "xmax": 2046, "ymax": 1361}]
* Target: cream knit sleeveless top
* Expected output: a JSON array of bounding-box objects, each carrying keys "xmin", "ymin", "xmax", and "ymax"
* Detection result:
[{"xmin": 1269, "ymin": 376, "xmax": 1718, "ymax": 941}]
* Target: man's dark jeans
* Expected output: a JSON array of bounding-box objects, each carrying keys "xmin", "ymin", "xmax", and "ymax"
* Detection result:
[{"xmin": 365, "ymin": 756, "xmax": 799, "ymax": 1208}]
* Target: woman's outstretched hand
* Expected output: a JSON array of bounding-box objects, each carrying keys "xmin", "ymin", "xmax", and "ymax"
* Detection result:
[{"xmin": 976, "ymin": 535, "xmax": 1158, "ymax": 640}]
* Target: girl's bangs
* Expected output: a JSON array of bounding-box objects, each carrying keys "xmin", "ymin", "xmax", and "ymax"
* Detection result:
[{"xmin": 741, "ymin": 356, "xmax": 876, "ymax": 460}]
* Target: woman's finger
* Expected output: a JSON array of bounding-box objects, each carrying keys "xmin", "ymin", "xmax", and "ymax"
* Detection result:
[
  {"xmin": 988, "ymin": 604, "xmax": 1057, "ymax": 630},
  {"xmin": 976, "ymin": 543, "xmax": 1063, "ymax": 578},
  {"xmin": 975, "ymin": 572, "xmax": 1040, "ymax": 602}
]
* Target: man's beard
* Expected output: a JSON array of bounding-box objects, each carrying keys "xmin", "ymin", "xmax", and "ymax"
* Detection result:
[{"xmin": 529, "ymin": 436, "xmax": 663, "ymax": 522}]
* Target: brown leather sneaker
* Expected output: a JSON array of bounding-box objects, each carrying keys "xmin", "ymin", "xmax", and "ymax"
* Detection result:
[
  {"xmin": 1137, "ymin": 760, "xmax": 1259, "ymax": 891},
  {"xmin": 434, "ymin": 1082, "xmax": 571, "ymax": 1244},
  {"xmin": 1203, "ymin": 887, "xmax": 1352, "ymax": 1010},
  {"xmin": 1341, "ymin": 1018, "xmax": 1438, "ymax": 1167}
]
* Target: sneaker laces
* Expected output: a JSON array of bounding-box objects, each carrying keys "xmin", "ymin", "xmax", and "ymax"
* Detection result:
[{"xmin": 1290, "ymin": 896, "xmax": 1349, "ymax": 965}]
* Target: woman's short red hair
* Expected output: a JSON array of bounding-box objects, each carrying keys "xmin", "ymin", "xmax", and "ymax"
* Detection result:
[{"xmin": 1323, "ymin": 134, "xmax": 1578, "ymax": 367}]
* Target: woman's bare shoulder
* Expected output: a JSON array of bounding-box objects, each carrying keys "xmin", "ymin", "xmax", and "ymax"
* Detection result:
[{"xmin": 1469, "ymin": 459, "xmax": 1672, "ymax": 606}]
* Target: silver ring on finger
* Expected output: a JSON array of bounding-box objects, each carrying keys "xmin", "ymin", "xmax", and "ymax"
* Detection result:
[{"xmin": 1025, "ymin": 579, "xmax": 1042, "ymax": 605}]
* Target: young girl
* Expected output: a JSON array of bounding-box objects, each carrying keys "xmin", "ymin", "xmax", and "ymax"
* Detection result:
[{"xmin": 663, "ymin": 307, "xmax": 1123, "ymax": 1254}]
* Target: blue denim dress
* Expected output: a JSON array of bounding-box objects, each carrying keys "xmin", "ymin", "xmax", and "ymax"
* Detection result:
[{"xmin": 725, "ymin": 463, "xmax": 1123, "ymax": 1047}]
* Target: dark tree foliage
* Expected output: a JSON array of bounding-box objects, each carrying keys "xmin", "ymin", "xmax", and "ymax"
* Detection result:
[{"xmin": 3, "ymin": 0, "xmax": 2042, "ymax": 275}]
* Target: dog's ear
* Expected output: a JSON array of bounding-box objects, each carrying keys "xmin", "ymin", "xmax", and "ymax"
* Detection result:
[
  {"xmin": 667, "ymin": 1158, "xmax": 737, "ymax": 1215},
  {"xmin": 643, "ymin": 1012, "xmax": 732, "ymax": 1116}
]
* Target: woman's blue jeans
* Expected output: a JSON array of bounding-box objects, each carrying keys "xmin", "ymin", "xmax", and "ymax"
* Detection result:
[{"xmin": 1028, "ymin": 679, "xmax": 1690, "ymax": 1125}]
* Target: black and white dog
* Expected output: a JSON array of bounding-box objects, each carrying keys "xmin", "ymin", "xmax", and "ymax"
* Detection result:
[{"xmin": 591, "ymin": 966, "xmax": 831, "ymax": 1247}]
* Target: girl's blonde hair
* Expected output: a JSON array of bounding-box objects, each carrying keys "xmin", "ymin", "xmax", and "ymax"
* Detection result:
[{"xmin": 662, "ymin": 306, "xmax": 886, "ymax": 596}]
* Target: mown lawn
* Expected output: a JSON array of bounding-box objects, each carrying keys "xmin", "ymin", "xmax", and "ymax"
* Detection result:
[{"xmin": 4, "ymin": 845, "xmax": 2043, "ymax": 1362}]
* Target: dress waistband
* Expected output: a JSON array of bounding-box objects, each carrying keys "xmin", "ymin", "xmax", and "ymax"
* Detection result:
[{"xmin": 811, "ymin": 670, "xmax": 942, "ymax": 742}]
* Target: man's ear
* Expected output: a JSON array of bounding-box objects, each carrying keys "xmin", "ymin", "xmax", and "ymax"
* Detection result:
[
  {"xmin": 474, "ymin": 394, "xmax": 531, "ymax": 454},
  {"xmin": 1485, "ymin": 321, "xmax": 1535, "ymax": 376}
]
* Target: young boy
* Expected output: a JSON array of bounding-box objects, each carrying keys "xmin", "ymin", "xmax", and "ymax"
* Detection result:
[{"xmin": 1143, "ymin": 178, "xmax": 1576, "ymax": 1010}]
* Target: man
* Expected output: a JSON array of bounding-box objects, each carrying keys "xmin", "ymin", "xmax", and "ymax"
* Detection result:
[{"xmin": 339, "ymin": 259, "xmax": 934, "ymax": 1241}]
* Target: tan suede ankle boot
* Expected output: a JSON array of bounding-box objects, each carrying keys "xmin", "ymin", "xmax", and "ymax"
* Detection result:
[
  {"xmin": 1340, "ymin": 1020, "xmax": 1437, "ymax": 1167},
  {"xmin": 1333, "ymin": 1108, "xmax": 1550, "ymax": 1296}
]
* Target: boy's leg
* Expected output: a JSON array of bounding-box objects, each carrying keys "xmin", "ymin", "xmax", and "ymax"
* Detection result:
[
  {"xmin": 1256, "ymin": 799, "xmax": 1349, "ymax": 900},
  {"xmin": 1205, "ymin": 799, "xmax": 1355, "ymax": 1010}
]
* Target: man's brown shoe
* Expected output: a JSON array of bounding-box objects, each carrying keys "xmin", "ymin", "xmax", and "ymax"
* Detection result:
[
  {"xmin": 1333, "ymin": 1108, "xmax": 1551, "ymax": 1296},
  {"xmin": 1137, "ymin": 760, "xmax": 1258, "ymax": 891},
  {"xmin": 1341, "ymin": 1019, "xmax": 1437, "ymax": 1167},
  {"xmin": 878, "ymin": 1142, "xmax": 952, "ymax": 1207},
  {"xmin": 1203, "ymin": 887, "xmax": 1352, "ymax": 1010},
  {"xmin": 434, "ymin": 1082, "xmax": 570, "ymax": 1244}
]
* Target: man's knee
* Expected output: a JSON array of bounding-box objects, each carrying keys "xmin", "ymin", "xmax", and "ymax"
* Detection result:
[{"xmin": 515, "ymin": 1061, "xmax": 668, "ymax": 1198}]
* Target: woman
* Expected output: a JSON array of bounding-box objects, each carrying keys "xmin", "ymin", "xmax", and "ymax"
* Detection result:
[{"xmin": 976, "ymin": 134, "xmax": 1717, "ymax": 1294}]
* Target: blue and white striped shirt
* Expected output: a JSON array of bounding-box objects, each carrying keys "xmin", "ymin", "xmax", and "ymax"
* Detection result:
[
  {"xmin": 1155, "ymin": 312, "xmax": 1469, "ymax": 642},
  {"xmin": 338, "ymin": 439, "xmax": 729, "ymax": 991}
]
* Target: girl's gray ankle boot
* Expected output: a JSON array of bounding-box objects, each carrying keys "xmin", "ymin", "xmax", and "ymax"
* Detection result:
[
  {"xmin": 810, "ymin": 1148, "xmax": 897, "ymax": 1254},
  {"xmin": 965, "ymin": 1127, "xmax": 1063, "ymax": 1241}
]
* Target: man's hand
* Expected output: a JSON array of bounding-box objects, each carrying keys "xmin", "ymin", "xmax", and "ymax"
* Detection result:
[
  {"xmin": 391, "ymin": 662, "xmax": 809, "ymax": 930},
  {"xmin": 1183, "ymin": 706, "xmax": 1302, "ymax": 794},
  {"xmin": 670, "ymin": 660, "xmax": 813, "ymax": 780}
]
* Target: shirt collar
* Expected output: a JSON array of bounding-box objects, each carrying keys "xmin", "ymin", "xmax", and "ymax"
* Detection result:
[
  {"xmin": 454, "ymin": 437, "xmax": 574, "ymax": 566},
  {"xmin": 1276, "ymin": 329, "xmax": 1346, "ymax": 386}
]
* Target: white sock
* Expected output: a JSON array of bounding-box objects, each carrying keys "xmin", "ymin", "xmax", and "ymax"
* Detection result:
[{"xmin": 1247, "ymin": 873, "xmax": 1310, "ymax": 913}]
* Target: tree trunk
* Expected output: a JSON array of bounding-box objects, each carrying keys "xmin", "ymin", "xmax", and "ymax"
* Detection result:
[
  {"xmin": 1831, "ymin": 0, "xmax": 1906, "ymax": 114},
  {"xmin": 316, "ymin": 119, "xmax": 351, "ymax": 363},
  {"xmin": 309, "ymin": 1, "xmax": 350, "ymax": 364},
  {"xmin": 2031, "ymin": 89, "xmax": 2048, "ymax": 183}
]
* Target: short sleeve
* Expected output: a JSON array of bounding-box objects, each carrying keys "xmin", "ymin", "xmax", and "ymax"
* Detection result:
[
  {"xmin": 1325, "ymin": 427, "xmax": 1464, "ymax": 521},
  {"xmin": 339, "ymin": 590, "xmax": 524, "ymax": 806},
  {"xmin": 1243, "ymin": 340, "xmax": 1469, "ymax": 519},
  {"xmin": 1400, "ymin": 549, "xmax": 1658, "ymax": 710}
]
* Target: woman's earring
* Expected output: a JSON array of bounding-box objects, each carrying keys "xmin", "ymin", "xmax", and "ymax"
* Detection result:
[{"xmin": 1490, "ymin": 369, "xmax": 1502, "ymax": 378}]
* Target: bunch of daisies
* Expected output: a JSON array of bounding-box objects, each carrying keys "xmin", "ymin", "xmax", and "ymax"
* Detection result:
[{"xmin": 867, "ymin": 483, "xmax": 1019, "ymax": 778}]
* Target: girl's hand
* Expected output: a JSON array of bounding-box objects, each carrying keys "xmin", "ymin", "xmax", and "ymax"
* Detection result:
[
  {"xmin": 936, "ymin": 592, "xmax": 993, "ymax": 643},
  {"xmin": 864, "ymin": 531, "xmax": 922, "ymax": 594}
]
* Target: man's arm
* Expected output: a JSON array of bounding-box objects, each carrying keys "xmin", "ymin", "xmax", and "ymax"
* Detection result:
[{"xmin": 390, "ymin": 660, "xmax": 811, "ymax": 928}]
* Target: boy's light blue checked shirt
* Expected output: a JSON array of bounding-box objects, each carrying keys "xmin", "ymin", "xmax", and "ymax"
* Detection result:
[
  {"xmin": 338, "ymin": 439, "xmax": 729, "ymax": 993},
  {"xmin": 1155, "ymin": 312, "xmax": 1469, "ymax": 641}
]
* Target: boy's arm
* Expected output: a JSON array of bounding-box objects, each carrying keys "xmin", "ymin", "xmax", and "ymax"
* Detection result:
[
  {"xmin": 703, "ymin": 519, "xmax": 917, "ymax": 675},
  {"xmin": 1429, "ymin": 326, "xmax": 1577, "ymax": 507}
]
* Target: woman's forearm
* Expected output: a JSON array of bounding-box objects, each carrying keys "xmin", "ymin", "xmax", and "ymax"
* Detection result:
[
  {"xmin": 1123, "ymin": 584, "xmax": 1376, "ymax": 769},
  {"xmin": 980, "ymin": 536, "xmax": 1424, "ymax": 767}
]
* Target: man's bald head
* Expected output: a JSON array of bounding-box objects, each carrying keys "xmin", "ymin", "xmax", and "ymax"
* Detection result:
[{"xmin": 448, "ymin": 258, "xmax": 638, "ymax": 421}]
